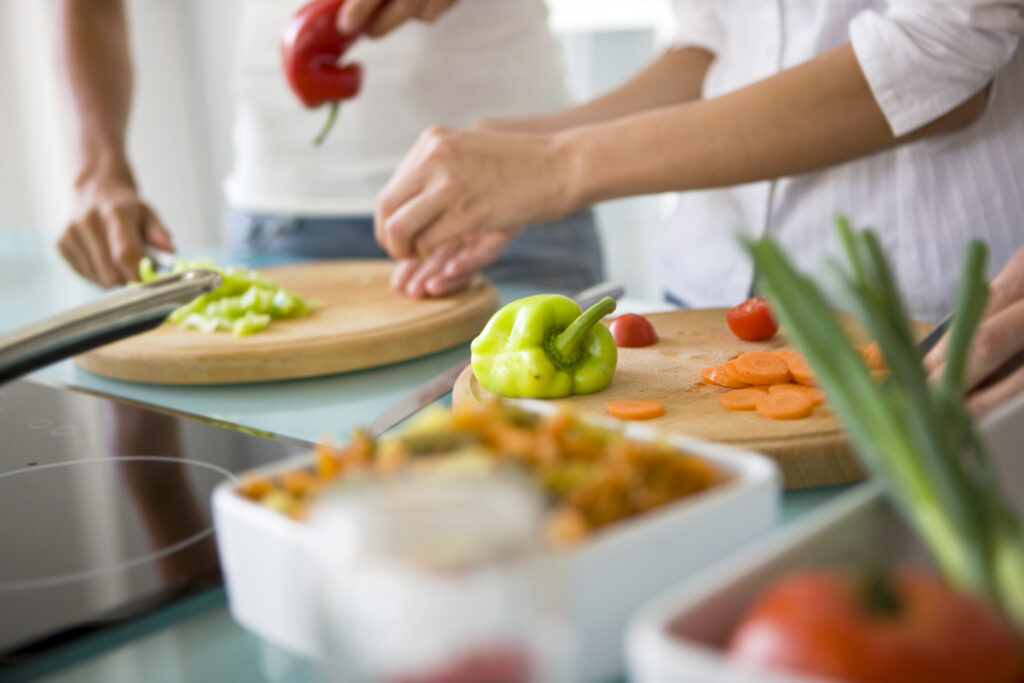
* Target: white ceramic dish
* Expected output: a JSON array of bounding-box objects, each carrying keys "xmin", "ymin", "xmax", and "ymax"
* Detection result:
[
  {"xmin": 626, "ymin": 391, "xmax": 1024, "ymax": 683},
  {"xmin": 212, "ymin": 401, "xmax": 781, "ymax": 683}
]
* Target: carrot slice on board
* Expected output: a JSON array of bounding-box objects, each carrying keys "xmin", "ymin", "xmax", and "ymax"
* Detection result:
[
  {"xmin": 719, "ymin": 387, "xmax": 768, "ymax": 411},
  {"xmin": 700, "ymin": 365, "xmax": 748, "ymax": 388},
  {"xmin": 782, "ymin": 356, "xmax": 815, "ymax": 387},
  {"xmin": 756, "ymin": 392, "xmax": 814, "ymax": 420},
  {"xmin": 724, "ymin": 359, "xmax": 749, "ymax": 384},
  {"xmin": 606, "ymin": 400, "xmax": 665, "ymax": 420},
  {"xmin": 775, "ymin": 351, "xmax": 816, "ymax": 386},
  {"xmin": 732, "ymin": 352, "xmax": 792, "ymax": 385},
  {"xmin": 769, "ymin": 383, "xmax": 825, "ymax": 406},
  {"xmin": 857, "ymin": 341, "xmax": 886, "ymax": 370}
]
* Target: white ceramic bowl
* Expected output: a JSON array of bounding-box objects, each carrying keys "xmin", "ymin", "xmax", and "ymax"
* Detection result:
[
  {"xmin": 212, "ymin": 401, "xmax": 781, "ymax": 683},
  {"xmin": 626, "ymin": 390, "xmax": 1024, "ymax": 683}
]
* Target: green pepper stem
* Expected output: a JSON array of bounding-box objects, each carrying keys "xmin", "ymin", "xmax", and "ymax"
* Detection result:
[
  {"xmin": 313, "ymin": 102, "xmax": 340, "ymax": 146},
  {"xmin": 552, "ymin": 296, "xmax": 617, "ymax": 363}
]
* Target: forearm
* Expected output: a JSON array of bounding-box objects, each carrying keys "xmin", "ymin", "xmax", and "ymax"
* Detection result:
[
  {"xmin": 486, "ymin": 47, "xmax": 714, "ymax": 134},
  {"xmin": 58, "ymin": 0, "xmax": 135, "ymax": 188},
  {"xmin": 561, "ymin": 43, "xmax": 986, "ymax": 205}
]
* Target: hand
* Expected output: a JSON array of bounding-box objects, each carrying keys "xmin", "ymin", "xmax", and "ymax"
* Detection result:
[
  {"xmin": 924, "ymin": 244, "xmax": 1024, "ymax": 415},
  {"xmin": 390, "ymin": 230, "xmax": 519, "ymax": 298},
  {"xmin": 57, "ymin": 177, "xmax": 174, "ymax": 287},
  {"xmin": 375, "ymin": 125, "xmax": 576, "ymax": 260},
  {"xmin": 337, "ymin": 0, "xmax": 459, "ymax": 38}
]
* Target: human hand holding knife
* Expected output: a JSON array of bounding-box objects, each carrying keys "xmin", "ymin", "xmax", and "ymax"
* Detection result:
[{"xmin": 368, "ymin": 282, "xmax": 626, "ymax": 436}]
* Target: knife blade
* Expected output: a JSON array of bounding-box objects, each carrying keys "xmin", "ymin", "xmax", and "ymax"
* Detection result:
[{"xmin": 368, "ymin": 282, "xmax": 626, "ymax": 437}]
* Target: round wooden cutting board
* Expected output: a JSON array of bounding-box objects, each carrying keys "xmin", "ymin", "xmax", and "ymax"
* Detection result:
[
  {"xmin": 76, "ymin": 260, "xmax": 499, "ymax": 385},
  {"xmin": 454, "ymin": 308, "xmax": 928, "ymax": 489}
]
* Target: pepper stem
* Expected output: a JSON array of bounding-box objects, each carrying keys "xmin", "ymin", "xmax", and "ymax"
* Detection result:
[
  {"xmin": 858, "ymin": 569, "xmax": 903, "ymax": 617},
  {"xmin": 552, "ymin": 297, "xmax": 617, "ymax": 364},
  {"xmin": 313, "ymin": 102, "xmax": 340, "ymax": 146}
]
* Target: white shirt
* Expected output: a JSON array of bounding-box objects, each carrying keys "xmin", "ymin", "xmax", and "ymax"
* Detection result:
[
  {"xmin": 662, "ymin": 0, "xmax": 1024, "ymax": 323},
  {"xmin": 225, "ymin": 0, "xmax": 572, "ymax": 216}
]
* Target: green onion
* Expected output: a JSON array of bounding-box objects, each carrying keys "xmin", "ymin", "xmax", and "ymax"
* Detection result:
[
  {"xmin": 138, "ymin": 257, "xmax": 317, "ymax": 336},
  {"xmin": 745, "ymin": 216, "xmax": 1024, "ymax": 630}
]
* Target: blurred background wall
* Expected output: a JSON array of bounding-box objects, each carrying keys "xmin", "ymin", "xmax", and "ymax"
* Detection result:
[{"xmin": 0, "ymin": 0, "xmax": 677, "ymax": 299}]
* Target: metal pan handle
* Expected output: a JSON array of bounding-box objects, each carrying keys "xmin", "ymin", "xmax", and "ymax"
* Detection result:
[{"xmin": 0, "ymin": 270, "xmax": 221, "ymax": 384}]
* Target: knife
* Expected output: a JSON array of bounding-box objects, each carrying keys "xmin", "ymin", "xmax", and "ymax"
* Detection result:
[{"xmin": 368, "ymin": 282, "xmax": 626, "ymax": 436}]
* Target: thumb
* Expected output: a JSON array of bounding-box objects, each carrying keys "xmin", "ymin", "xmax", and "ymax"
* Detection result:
[{"xmin": 143, "ymin": 212, "xmax": 175, "ymax": 252}]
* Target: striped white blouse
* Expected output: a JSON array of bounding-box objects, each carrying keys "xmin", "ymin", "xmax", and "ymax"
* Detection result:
[{"xmin": 660, "ymin": 0, "xmax": 1024, "ymax": 323}]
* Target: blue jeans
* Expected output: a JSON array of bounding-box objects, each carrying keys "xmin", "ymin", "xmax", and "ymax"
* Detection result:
[{"xmin": 223, "ymin": 209, "xmax": 605, "ymax": 292}]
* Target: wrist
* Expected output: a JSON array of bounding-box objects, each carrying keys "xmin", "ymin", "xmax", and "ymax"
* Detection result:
[
  {"xmin": 552, "ymin": 126, "xmax": 603, "ymax": 210},
  {"xmin": 73, "ymin": 145, "xmax": 136, "ymax": 197}
]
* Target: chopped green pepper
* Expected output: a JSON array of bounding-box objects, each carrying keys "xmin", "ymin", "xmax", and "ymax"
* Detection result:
[
  {"xmin": 470, "ymin": 294, "xmax": 618, "ymax": 398},
  {"xmin": 138, "ymin": 257, "xmax": 316, "ymax": 336}
]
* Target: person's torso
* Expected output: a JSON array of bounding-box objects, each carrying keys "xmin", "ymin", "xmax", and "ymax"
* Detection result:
[
  {"xmin": 662, "ymin": 0, "xmax": 1024, "ymax": 323},
  {"xmin": 226, "ymin": 0, "xmax": 572, "ymax": 215}
]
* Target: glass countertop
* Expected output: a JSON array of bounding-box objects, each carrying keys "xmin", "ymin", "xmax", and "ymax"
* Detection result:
[{"xmin": 0, "ymin": 229, "xmax": 848, "ymax": 682}]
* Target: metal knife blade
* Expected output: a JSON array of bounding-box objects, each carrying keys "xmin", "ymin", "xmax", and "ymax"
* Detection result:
[{"xmin": 368, "ymin": 282, "xmax": 626, "ymax": 437}]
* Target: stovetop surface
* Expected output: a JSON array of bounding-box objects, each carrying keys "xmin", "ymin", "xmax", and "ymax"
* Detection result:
[{"xmin": 0, "ymin": 378, "xmax": 310, "ymax": 662}]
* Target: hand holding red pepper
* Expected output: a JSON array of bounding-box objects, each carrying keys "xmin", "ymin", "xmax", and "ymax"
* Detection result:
[
  {"xmin": 281, "ymin": 0, "xmax": 462, "ymax": 146},
  {"xmin": 281, "ymin": 0, "xmax": 363, "ymax": 146}
]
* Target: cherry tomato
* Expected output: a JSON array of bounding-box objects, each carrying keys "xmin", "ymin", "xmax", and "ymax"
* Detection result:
[
  {"xmin": 608, "ymin": 313, "xmax": 659, "ymax": 348},
  {"xmin": 726, "ymin": 296, "xmax": 778, "ymax": 341},
  {"xmin": 727, "ymin": 570, "xmax": 1024, "ymax": 683}
]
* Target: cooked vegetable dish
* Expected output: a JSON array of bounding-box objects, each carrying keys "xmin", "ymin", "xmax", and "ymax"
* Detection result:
[{"xmin": 237, "ymin": 401, "xmax": 722, "ymax": 548}]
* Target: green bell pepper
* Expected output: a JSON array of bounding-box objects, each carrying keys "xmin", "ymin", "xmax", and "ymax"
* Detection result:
[{"xmin": 471, "ymin": 294, "xmax": 618, "ymax": 398}]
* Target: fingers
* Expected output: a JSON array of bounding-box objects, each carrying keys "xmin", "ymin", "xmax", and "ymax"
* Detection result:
[
  {"xmin": 419, "ymin": 0, "xmax": 456, "ymax": 22},
  {"xmin": 56, "ymin": 227, "xmax": 97, "ymax": 283},
  {"xmin": 106, "ymin": 206, "xmax": 147, "ymax": 282},
  {"xmin": 366, "ymin": 0, "xmax": 420, "ymax": 37},
  {"xmin": 336, "ymin": 0, "xmax": 385, "ymax": 33},
  {"xmin": 393, "ymin": 232, "xmax": 516, "ymax": 298},
  {"xmin": 77, "ymin": 213, "xmax": 125, "ymax": 287},
  {"xmin": 923, "ymin": 329, "xmax": 950, "ymax": 378},
  {"xmin": 398, "ymin": 243, "xmax": 458, "ymax": 299},
  {"xmin": 987, "ymin": 243, "xmax": 1024, "ymax": 318},
  {"xmin": 143, "ymin": 210, "xmax": 175, "ymax": 252},
  {"xmin": 389, "ymin": 258, "xmax": 422, "ymax": 292},
  {"xmin": 967, "ymin": 363, "xmax": 1024, "ymax": 416},
  {"xmin": 960, "ymin": 299, "xmax": 1024, "ymax": 392},
  {"xmin": 378, "ymin": 190, "xmax": 448, "ymax": 259}
]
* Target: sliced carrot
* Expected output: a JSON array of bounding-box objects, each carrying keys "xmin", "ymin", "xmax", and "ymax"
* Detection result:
[
  {"xmin": 778, "ymin": 352, "xmax": 816, "ymax": 386},
  {"xmin": 774, "ymin": 350, "xmax": 801, "ymax": 364},
  {"xmin": 769, "ymin": 383, "xmax": 825, "ymax": 406},
  {"xmin": 719, "ymin": 387, "xmax": 769, "ymax": 411},
  {"xmin": 731, "ymin": 352, "xmax": 792, "ymax": 385},
  {"xmin": 857, "ymin": 341, "xmax": 886, "ymax": 370},
  {"xmin": 700, "ymin": 365, "xmax": 748, "ymax": 389},
  {"xmin": 756, "ymin": 392, "xmax": 814, "ymax": 420},
  {"xmin": 606, "ymin": 399, "xmax": 665, "ymax": 420},
  {"xmin": 724, "ymin": 359, "xmax": 749, "ymax": 384}
]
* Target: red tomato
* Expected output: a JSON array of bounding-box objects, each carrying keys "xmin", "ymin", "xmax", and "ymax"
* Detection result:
[
  {"xmin": 726, "ymin": 297, "xmax": 778, "ymax": 341},
  {"xmin": 608, "ymin": 313, "xmax": 659, "ymax": 348},
  {"xmin": 727, "ymin": 570, "xmax": 1024, "ymax": 683}
]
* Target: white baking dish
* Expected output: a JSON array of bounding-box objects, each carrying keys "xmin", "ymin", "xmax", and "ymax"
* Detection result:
[
  {"xmin": 626, "ymin": 390, "xmax": 1024, "ymax": 683},
  {"xmin": 212, "ymin": 401, "xmax": 781, "ymax": 683}
]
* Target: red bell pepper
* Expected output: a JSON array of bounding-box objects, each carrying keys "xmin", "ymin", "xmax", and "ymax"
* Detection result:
[{"xmin": 281, "ymin": 0, "xmax": 363, "ymax": 146}]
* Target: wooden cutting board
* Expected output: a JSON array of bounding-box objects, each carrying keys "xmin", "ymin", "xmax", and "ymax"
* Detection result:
[
  {"xmin": 454, "ymin": 308, "xmax": 929, "ymax": 489},
  {"xmin": 76, "ymin": 260, "xmax": 499, "ymax": 385}
]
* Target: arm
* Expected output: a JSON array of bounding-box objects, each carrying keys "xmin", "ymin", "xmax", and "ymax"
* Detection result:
[
  {"xmin": 479, "ymin": 47, "xmax": 715, "ymax": 135},
  {"xmin": 57, "ymin": 0, "xmax": 172, "ymax": 286},
  {"xmin": 565, "ymin": 43, "xmax": 988, "ymax": 206},
  {"xmin": 376, "ymin": 42, "xmax": 990, "ymax": 260}
]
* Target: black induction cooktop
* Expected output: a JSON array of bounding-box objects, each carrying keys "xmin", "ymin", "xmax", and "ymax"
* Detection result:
[{"xmin": 0, "ymin": 378, "xmax": 311, "ymax": 671}]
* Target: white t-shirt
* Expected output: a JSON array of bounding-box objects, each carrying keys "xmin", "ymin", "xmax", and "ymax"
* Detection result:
[
  {"xmin": 663, "ymin": 0, "xmax": 1024, "ymax": 323},
  {"xmin": 224, "ymin": 0, "xmax": 572, "ymax": 217}
]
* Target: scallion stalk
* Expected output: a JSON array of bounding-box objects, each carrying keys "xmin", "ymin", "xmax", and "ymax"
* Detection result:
[{"xmin": 745, "ymin": 216, "xmax": 1024, "ymax": 630}]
